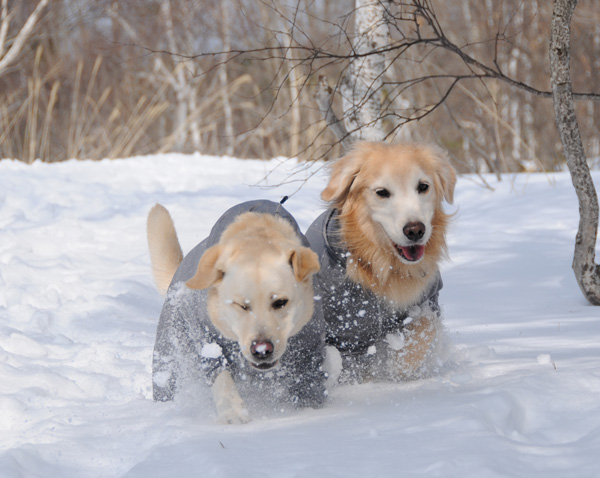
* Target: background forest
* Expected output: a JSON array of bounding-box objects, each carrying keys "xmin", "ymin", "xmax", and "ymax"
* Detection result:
[{"xmin": 1, "ymin": 0, "xmax": 599, "ymax": 173}]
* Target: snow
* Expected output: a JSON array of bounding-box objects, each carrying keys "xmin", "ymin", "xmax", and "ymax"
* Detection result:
[
  {"xmin": 1, "ymin": 153, "xmax": 600, "ymax": 477},
  {"xmin": 385, "ymin": 333, "xmax": 405, "ymax": 351},
  {"xmin": 201, "ymin": 343, "xmax": 223, "ymax": 359}
]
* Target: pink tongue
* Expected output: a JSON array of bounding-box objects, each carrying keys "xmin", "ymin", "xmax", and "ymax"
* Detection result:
[{"xmin": 400, "ymin": 245, "xmax": 425, "ymax": 261}]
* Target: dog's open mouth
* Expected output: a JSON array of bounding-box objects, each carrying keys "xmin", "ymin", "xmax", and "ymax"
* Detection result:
[
  {"xmin": 394, "ymin": 244, "xmax": 425, "ymax": 262},
  {"xmin": 250, "ymin": 360, "xmax": 279, "ymax": 371}
]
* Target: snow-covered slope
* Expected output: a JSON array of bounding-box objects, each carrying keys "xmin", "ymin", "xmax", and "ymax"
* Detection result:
[{"xmin": 0, "ymin": 154, "xmax": 599, "ymax": 477}]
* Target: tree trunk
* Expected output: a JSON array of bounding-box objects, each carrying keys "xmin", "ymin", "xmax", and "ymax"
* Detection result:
[
  {"xmin": 508, "ymin": 39, "xmax": 521, "ymax": 167},
  {"xmin": 219, "ymin": 0, "xmax": 234, "ymax": 156},
  {"xmin": 550, "ymin": 0, "xmax": 600, "ymax": 305},
  {"xmin": 340, "ymin": 0, "xmax": 389, "ymax": 141},
  {"xmin": 287, "ymin": 44, "xmax": 301, "ymax": 158},
  {"xmin": 314, "ymin": 75, "xmax": 353, "ymax": 152},
  {"xmin": 161, "ymin": 0, "xmax": 189, "ymax": 152}
]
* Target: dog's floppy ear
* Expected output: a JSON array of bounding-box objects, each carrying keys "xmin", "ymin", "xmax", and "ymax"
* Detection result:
[
  {"xmin": 433, "ymin": 149, "xmax": 457, "ymax": 205},
  {"xmin": 438, "ymin": 160, "xmax": 456, "ymax": 204},
  {"xmin": 289, "ymin": 247, "xmax": 320, "ymax": 282},
  {"xmin": 321, "ymin": 149, "xmax": 364, "ymax": 203},
  {"xmin": 186, "ymin": 244, "xmax": 225, "ymax": 290}
]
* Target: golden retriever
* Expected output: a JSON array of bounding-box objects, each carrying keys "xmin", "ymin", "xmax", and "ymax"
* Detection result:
[
  {"xmin": 306, "ymin": 142, "xmax": 456, "ymax": 382},
  {"xmin": 148, "ymin": 200, "xmax": 325, "ymax": 423}
]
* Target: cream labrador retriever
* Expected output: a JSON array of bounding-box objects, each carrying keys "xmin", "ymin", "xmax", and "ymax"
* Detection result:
[{"xmin": 148, "ymin": 200, "xmax": 326, "ymax": 423}]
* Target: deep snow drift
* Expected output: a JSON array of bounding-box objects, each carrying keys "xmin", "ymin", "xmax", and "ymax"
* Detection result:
[{"xmin": 0, "ymin": 153, "xmax": 599, "ymax": 477}]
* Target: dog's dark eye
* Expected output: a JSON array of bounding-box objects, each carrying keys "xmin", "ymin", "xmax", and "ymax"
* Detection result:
[
  {"xmin": 272, "ymin": 298, "xmax": 288, "ymax": 310},
  {"xmin": 417, "ymin": 182, "xmax": 429, "ymax": 193},
  {"xmin": 235, "ymin": 302, "xmax": 251, "ymax": 311},
  {"xmin": 375, "ymin": 188, "xmax": 391, "ymax": 198}
]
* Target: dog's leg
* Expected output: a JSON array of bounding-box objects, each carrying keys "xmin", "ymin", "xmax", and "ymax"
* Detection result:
[
  {"xmin": 390, "ymin": 315, "xmax": 438, "ymax": 379},
  {"xmin": 323, "ymin": 345, "xmax": 343, "ymax": 387},
  {"xmin": 212, "ymin": 370, "xmax": 250, "ymax": 424}
]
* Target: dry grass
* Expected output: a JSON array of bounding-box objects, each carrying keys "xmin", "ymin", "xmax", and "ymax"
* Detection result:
[{"xmin": 0, "ymin": 48, "xmax": 265, "ymax": 163}]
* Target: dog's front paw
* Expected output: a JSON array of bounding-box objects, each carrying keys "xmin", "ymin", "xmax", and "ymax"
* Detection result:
[
  {"xmin": 213, "ymin": 370, "xmax": 251, "ymax": 424},
  {"xmin": 218, "ymin": 406, "xmax": 251, "ymax": 425}
]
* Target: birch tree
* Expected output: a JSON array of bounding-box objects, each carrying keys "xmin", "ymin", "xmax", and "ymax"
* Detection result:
[
  {"xmin": 340, "ymin": 0, "xmax": 390, "ymax": 142},
  {"xmin": 312, "ymin": 0, "xmax": 392, "ymax": 152},
  {"xmin": 550, "ymin": 0, "xmax": 600, "ymax": 305},
  {"xmin": 218, "ymin": 0, "xmax": 234, "ymax": 156},
  {"xmin": 159, "ymin": 0, "xmax": 202, "ymax": 152}
]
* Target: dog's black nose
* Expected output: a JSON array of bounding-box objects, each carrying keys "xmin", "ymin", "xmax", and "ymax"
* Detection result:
[
  {"xmin": 251, "ymin": 340, "xmax": 274, "ymax": 360},
  {"xmin": 403, "ymin": 222, "xmax": 425, "ymax": 242}
]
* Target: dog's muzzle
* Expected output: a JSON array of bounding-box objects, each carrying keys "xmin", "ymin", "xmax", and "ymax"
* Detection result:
[{"xmin": 249, "ymin": 340, "xmax": 279, "ymax": 370}]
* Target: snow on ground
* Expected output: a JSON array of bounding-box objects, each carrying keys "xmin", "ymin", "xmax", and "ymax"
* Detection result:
[{"xmin": 0, "ymin": 153, "xmax": 599, "ymax": 477}]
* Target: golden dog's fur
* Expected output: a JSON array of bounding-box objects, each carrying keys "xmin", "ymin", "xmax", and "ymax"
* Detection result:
[
  {"xmin": 321, "ymin": 142, "xmax": 456, "ymax": 376},
  {"xmin": 322, "ymin": 142, "xmax": 455, "ymax": 307}
]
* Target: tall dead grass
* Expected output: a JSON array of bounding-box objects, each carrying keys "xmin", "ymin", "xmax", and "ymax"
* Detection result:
[{"xmin": 0, "ymin": 47, "xmax": 260, "ymax": 163}]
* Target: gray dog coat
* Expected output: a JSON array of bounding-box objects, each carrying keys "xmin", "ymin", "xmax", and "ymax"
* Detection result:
[{"xmin": 305, "ymin": 208, "xmax": 442, "ymax": 379}]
